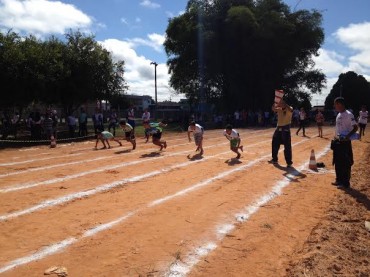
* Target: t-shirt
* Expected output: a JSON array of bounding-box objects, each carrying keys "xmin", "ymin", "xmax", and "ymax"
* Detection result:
[
  {"xmin": 188, "ymin": 124, "xmax": 204, "ymax": 134},
  {"xmin": 127, "ymin": 109, "xmax": 135, "ymax": 120},
  {"xmin": 79, "ymin": 113, "xmax": 87, "ymax": 124},
  {"xmin": 142, "ymin": 112, "xmax": 151, "ymax": 122},
  {"xmin": 147, "ymin": 122, "xmax": 162, "ymax": 133},
  {"xmin": 299, "ymin": 111, "xmax": 306, "ymax": 120},
  {"xmin": 336, "ymin": 110, "xmax": 357, "ymax": 137},
  {"xmin": 359, "ymin": 111, "xmax": 368, "ymax": 124},
  {"xmin": 315, "ymin": 113, "xmax": 324, "ymax": 123},
  {"xmin": 121, "ymin": 123, "xmax": 133, "ymax": 133},
  {"xmin": 101, "ymin": 131, "xmax": 114, "ymax": 140},
  {"xmin": 223, "ymin": 129, "xmax": 239, "ymax": 140},
  {"xmin": 276, "ymin": 108, "xmax": 292, "ymax": 127}
]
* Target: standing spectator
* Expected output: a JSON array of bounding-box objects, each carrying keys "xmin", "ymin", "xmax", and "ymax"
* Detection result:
[
  {"xmin": 10, "ymin": 111, "xmax": 20, "ymax": 138},
  {"xmin": 257, "ymin": 110, "xmax": 263, "ymax": 126},
  {"xmin": 358, "ymin": 105, "xmax": 368, "ymax": 140},
  {"xmin": 67, "ymin": 113, "xmax": 77, "ymax": 138},
  {"xmin": 0, "ymin": 110, "xmax": 11, "ymax": 139},
  {"xmin": 315, "ymin": 110, "xmax": 325, "ymax": 138},
  {"xmin": 127, "ymin": 105, "xmax": 136, "ymax": 130},
  {"xmin": 93, "ymin": 108, "xmax": 104, "ymax": 134},
  {"xmin": 78, "ymin": 108, "xmax": 88, "ymax": 137},
  {"xmin": 51, "ymin": 110, "xmax": 58, "ymax": 138},
  {"xmin": 292, "ymin": 108, "xmax": 300, "ymax": 127},
  {"xmin": 264, "ymin": 110, "xmax": 270, "ymax": 127},
  {"xmin": 108, "ymin": 109, "xmax": 118, "ymax": 136},
  {"xmin": 43, "ymin": 110, "xmax": 54, "ymax": 140},
  {"xmin": 29, "ymin": 109, "xmax": 42, "ymax": 140},
  {"xmin": 296, "ymin": 107, "xmax": 307, "ymax": 136},
  {"xmin": 269, "ymin": 100, "xmax": 293, "ymax": 167},
  {"xmin": 331, "ymin": 97, "xmax": 358, "ymax": 189},
  {"xmin": 234, "ymin": 110, "xmax": 240, "ymax": 127},
  {"xmin": 142, "ymin": 109, "xmax": 151, "ymax": 124}
]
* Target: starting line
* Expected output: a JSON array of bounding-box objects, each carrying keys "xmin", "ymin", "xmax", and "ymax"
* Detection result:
[{"xmin": 0, "ymin": 138, "xmax": 310, "ymax": 274}]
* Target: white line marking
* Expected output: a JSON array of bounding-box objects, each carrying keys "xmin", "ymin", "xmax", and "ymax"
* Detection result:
[
  {"xmin": 0, "ymin": 153, "xmax": 83, "ymax": 166},
  {"xmin": 0, "ymin": 157, "xmax": 109, "ymax": 178},
  {"xmin": 0, "ymin": 130, "xmax": 269, "ymax": 177},
  {"xmin": 0, "ymin": 139, "xmax": 309, "ymax": 274},
  {"xmin": 0, "ymin": 139, "xmax": 272, "ymax": 220},
  {"xmin": 166, "ymin": 144, "xmax": 331, "ymax": 277},
  {"xmin": 0, "ymin": 131, "xmax": 272, "ymax": 192}
]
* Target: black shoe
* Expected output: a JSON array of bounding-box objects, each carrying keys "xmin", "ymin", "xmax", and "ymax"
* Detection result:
[
  {"xmin": 287, "ymin": 163, "xmax": 293, "ymax": 168},
  {"xmin": 331, "ymin": 181, "xmax": 339, "ymax": 186},
  {"xmin": 268, "ymin": 159, "xmax": 278, "ymax": 164}
]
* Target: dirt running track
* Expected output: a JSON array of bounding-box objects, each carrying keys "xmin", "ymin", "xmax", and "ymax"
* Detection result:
[{"xmin": 0, "ymin": 127, "xmax": 368, "ymax": 276}]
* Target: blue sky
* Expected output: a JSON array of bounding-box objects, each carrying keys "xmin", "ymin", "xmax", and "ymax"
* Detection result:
[{"xmin": 0, "ymin": 0, "xmax": 369, "ymax": 105}]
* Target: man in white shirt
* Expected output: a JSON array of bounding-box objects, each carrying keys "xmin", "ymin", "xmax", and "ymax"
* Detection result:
[
  {"xmin": 142, "ymin": 109, "xmax": 151, "ymax": 124},
  {"xmin": 188, "ymin": 121, "xmax": 204, "ymax": 155},
  {"xmin": 331, "ymin": 97, "xmax": 358, "ymax": 189},
  {"xmin": 223, "ymin": 124, "xmax": 243, "ymax": 159},
  {"xmin": 358, "ymin": 105, "xmax": 368, "ymax": 140}
]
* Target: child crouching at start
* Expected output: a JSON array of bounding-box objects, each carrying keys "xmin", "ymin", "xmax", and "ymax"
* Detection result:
[
  {"xmin": 143, "ymin": 121, "xmax": 167, "ymax": 151},
  {"xmin": 95, "ymin": 130, "xmax": 122, "ymax": 149},
  {"xmin": 223, "ymin": 124, "xmax": 243, "ymax": 159}
]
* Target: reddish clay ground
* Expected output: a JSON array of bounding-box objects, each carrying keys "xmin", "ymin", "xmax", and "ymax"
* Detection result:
[{"xmin": 0, "ymin": 127, "xmax": 368, "ymax": 277}]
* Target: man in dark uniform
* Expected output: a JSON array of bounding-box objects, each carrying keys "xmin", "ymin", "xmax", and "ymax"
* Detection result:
[
  {"xmin": 331, "ymin": 97, "xmax": 358, "ymax": 189},
  {"xmin": 269, "ymin": 100, "xmax": 294, "ymax": 167}
]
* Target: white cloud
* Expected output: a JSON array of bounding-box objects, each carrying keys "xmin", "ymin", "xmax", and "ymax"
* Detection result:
[
  {"xmin": 120, "ymin": 17, "xmax": 128, "ymax": 25},
  {"xmin": 311, "ymin": 22, "xmax": 370, "ymax": 105},
  {"xmin": 135, "ymin": 17, "xmax": 141, "ymax": 23},
  {"xmin": 140, "ymin": 0, "xmax": 160, "ymax": 9},
  {"xmin": 128, "ymin": 32, "xmax": 165, "ymax": 52},
  {"xmin": 335, "ymin": 22, "xmax": 370, "ymax": 69},
  {"xmin": 0, "ymin": 0, "xmax": 92, "ymax": 35},
  {"xmin": 312, "ymin": 49, "xmax": 345, "ymax": 76},
  {"xmin": 100, "ymin": 38, "xmax": 182, "ymax": 102}
]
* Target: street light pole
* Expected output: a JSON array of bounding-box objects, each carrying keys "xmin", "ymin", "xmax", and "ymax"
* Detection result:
[{"xmin": 150, "ymin": 61, "xmax": 158, "ymax": 120}]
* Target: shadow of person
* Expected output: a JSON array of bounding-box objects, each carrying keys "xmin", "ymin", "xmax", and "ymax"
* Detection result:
[
  {"xmin": 225, "ymin": 158, "xmax": 242, "ymax": 166},
  {"xmin": 345, "ymin": 188, "xmax": 370, "ymax": 211},
  {"xmin": 114, "ymin": 149, "xmax": 132, "ymax": 154},
  {"xmin": 140, "ymin": 152, "xmax": 161, "ymax": 158},
  {"xmin": 273, "ymin": 163, "xmax": 307, "ymax": 182},
  {"xmin": 187, "ymin": 153, "xmax": 203, "ymax": 161}
]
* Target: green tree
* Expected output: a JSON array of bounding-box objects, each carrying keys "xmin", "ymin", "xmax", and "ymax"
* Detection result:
[
  {"xmin": 325, "ymin": 71, "xmax": 370, "ymax": 114},
  {"xmin": 0, "ymin": 30, "xmax": 127, "ymax": 116},
  {"xmin": 164, "ymin": 0, "xmax": 325, "ymax": 112}
]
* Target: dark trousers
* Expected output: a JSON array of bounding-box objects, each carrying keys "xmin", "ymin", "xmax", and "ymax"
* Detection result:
[
  {"xmin": 296, "ymin": 120, "xmax": 306, "ymax": 135},
  {"xmin": 332, "ymin": 140, "xmax": 353, "ymax": 187},
  {"xmin": 79, "ymin": 123, "xmax": 87, "ymax": 136},
  {"xmin": 272, "ymin": 126, "xmax": 292, "ymax": 164},
  {"xmin": 108, "ymin": 122, "xmax": 117, "ymax": 136}
]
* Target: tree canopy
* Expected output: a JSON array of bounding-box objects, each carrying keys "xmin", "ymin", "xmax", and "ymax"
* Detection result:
[
  {"xmin": 325, "ymin": 71, "xmax": 370, "ymax": 113},
  {"xmin": 164, "ymin": 0, "xmax": 326, "ymax": 111},
  {"xmin": 0, "ymin": 30, "xmax": 127, "ymax": 115}
]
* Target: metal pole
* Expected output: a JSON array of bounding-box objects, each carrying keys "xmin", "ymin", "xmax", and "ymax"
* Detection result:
[{"xmin": 150, "ymin": 61, "xmax": 158, "ymax": 120}]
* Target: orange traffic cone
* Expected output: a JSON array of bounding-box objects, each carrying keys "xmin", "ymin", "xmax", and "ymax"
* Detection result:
[
  {"xmin": 309, "ymin": 149, "xmax": 317, "ymax": 170},
  {"xmin": 50, "ymin": 135, "xmax": 57, "ymax": 148}
]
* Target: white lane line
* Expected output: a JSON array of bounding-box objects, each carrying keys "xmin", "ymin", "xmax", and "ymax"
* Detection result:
[
  {"xmin": 0, "ymin": 138, "xmax": 308, "ymax": 274},
  {"xmin": 0, "ymin": 157, "xmax": 108, "ymax": 178},
  {"xmin": 0, "ymin": 129, "xmax": 269, "ymax": 176},
  {"xmin": 0, "ymin": 131, "xmax": 272, "ymax": 192},
  {"xmin": 0, "ymin": 153, "xmax": 83, "ymax": 167},
  {"xmin": 0, "ymin": 139, "xmax": 272, "ymax": 221},
  {"xmin": 166, "ymin": 144, "xmax": 331, "ymax": 277}
]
